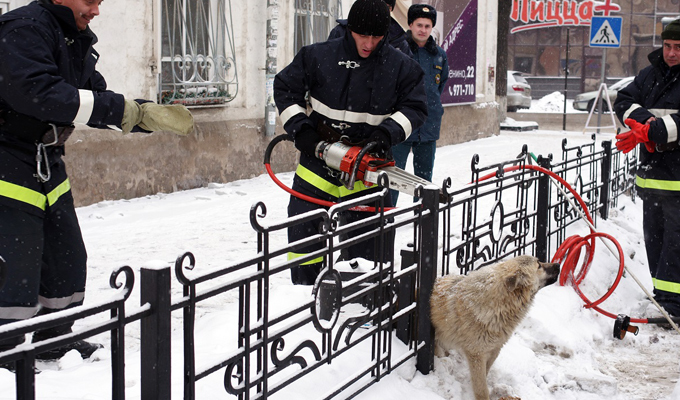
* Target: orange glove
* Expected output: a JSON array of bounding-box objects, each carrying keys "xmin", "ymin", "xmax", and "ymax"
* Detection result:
[{"xmin": 616, "ymin": 118, "xmax": 655, "ymax": 153}]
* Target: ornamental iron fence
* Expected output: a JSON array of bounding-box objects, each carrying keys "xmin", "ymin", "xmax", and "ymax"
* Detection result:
[{"xmin": 0, "ymin": 137, "xmax": 637, "ymax": 399}]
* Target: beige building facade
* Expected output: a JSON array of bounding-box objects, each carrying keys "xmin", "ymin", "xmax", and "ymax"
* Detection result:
[{"xmin": 2, "ymin": 0, "xmax": 501, "ymax": 206}]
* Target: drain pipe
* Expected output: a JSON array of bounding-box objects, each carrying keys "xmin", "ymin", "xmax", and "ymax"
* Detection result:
[{"xmin": 265, "ymin": 0, "xmax": 279, "ymax": 136}]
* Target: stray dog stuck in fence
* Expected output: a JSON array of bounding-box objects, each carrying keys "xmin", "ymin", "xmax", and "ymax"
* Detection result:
[{"xmin": 430, "ymin": 255, "xmax": 560, "ymax": 400}]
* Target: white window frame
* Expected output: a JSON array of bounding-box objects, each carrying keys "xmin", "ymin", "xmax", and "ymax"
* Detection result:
[
  {"xmin": 294, "ymin": 0, "xmax": 342, "ymax": 53},
  {"xmin": 159, "ymin": 0, "xmax": 238, "ymax": 107}
]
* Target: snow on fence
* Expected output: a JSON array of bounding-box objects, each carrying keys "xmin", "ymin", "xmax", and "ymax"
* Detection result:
[{"xmin": 0, "ymin": 136, "xmax": 637, "ymax": 400}]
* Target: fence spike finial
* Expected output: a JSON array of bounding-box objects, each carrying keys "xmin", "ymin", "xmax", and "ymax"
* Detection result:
[
  {"xmin": 109, "ymin": 265, "xmax": 135, "ymax": 301},
  {"xmin": 175, "ymin": 251, "xmax": 196, "ymax": 285}
]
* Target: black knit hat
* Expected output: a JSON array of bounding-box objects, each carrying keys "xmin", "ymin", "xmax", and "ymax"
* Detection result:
[
  {"xmin": 408, "ymin": 4, "xmax": 437, "ymax": 26},
  {"xmin": 383, "ymin": 0, "xmax": 396, "ymax": 9},
  {"xmin": 347, "ymin": 0, "xmax": 391, "ymax": 37},
  {"xmin": 662, "ymin": 19, "xmax": 680, "ymax": 41}
]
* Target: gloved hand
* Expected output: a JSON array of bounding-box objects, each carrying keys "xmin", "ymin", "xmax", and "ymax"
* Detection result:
[
  {"xmin": 368, "ymin": 129, "xmax": 391, "ymax": 158},
  {"xmin": 616, "ymin": 118, "xmax": 654, "ymax": 153},
  {"xmin": 122, "ymin": 99, "xmax": 194, "ymax": 136},
  {"xmin": 294, "ymin": 126, "xmax": 321, "ymax": 157},
  {"xmin": 121, "ymin": 99, "xmax": 143, "ymax": 134}
]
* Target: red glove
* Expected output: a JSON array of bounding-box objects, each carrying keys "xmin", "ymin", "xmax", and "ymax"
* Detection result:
[{"xmin": 616, "ymin": 118, "xmax": 655, "ymax": 153}]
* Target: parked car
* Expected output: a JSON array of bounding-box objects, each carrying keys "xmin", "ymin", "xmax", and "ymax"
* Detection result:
[
  {"xmin": 507, "ymin": 70, "xmax": 532, "ymax": 112},
  {"xmin": 572, "ymin": 76, "xmax": 635, "ymax": 112}
]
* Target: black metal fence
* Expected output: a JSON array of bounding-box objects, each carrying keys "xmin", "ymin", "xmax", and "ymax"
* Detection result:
[{"xmin": 0, "ymin": 136, "xmax": 637, "ymax": 399}]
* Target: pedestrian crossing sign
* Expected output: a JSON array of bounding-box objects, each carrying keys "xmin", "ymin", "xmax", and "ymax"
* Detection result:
[{"xmin": 590, "ymin": 16, "xmax": 622, "ymax": 48}]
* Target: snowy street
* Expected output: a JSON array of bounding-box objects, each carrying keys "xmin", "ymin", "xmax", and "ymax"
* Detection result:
[{"xmin": 1, "ymin": 122, "xmax": 679, "ymax": 399}]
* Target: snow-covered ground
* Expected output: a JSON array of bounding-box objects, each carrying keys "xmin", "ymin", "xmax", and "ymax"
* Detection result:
[
  {"xmin": 1, "ymin": 98, "xmax": 679, "ymax": 399},
  {"xmin": 519, "ymin": 91, "xmax": 583, "ymax": 114}
]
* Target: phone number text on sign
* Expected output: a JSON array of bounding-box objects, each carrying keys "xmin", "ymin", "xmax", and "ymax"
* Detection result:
[
  {"xmin": 440, "ymin": 0, "xmax": 478, "ymax": 106},
  {"xmin": 450, "ymin": 83, "xmax": 475, "ymax": 96},
  {"xmin": 448, "ymin": 65, "xmax": 475, "ymax": 100}
]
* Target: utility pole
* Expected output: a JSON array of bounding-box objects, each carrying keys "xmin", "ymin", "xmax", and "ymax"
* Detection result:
[
  {"xmin": 265, "ymin": 0, "xmax": 279, "ymax": 136},
  {"xmin": 563, "ymin": 28, "xmax": 570, "ymax": 131},
  {"xmin": 496, "ymin": 0, "xmax": 510, "ymax": 114}
]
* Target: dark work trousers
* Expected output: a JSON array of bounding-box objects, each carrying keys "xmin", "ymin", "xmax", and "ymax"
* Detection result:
[
  {"xmin": 390, "ymin": 140, "xmax": 436, "ymax": 205},
  {"xmin": 0, "ymin": 199, "xmax": 87, "ymax": 348},
  {"xmin": 287, "ymin": 192, "xmax": 394, "ymax": 285},
  {"xmin": 642, "ymin": 194, "xmax": 680, "ymax": 316}
]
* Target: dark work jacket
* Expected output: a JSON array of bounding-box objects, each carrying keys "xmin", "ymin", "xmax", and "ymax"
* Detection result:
[
  {"xmin": 0, "ymin": 0, "xmax": 124, "ymax": 214},
  {"xmin": 328, "ymin": 18, "xmax": 412, "ymax": 57},
  {"xmin": 274, "ymin": 30, "xmax": 427, "ymax": 201},
  {"xmin": 403, "ymin": 32, "xmax": 448, "ymax": 143},
  {"xmin": 0, "ymin": 0, "xmax": 125, "ymax": 146},
  {"xmin": 614, "ymin": 48, "xmax": 680, "ymax": 197}
]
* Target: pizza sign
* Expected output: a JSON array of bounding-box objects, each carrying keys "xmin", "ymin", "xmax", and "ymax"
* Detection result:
[{"xmin": 510, "ymin": 0, "xmax": 621, "ymax": 33}]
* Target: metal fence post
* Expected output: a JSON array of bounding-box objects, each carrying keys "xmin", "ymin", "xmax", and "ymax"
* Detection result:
[
  {"xmin": 536, "ymin": 156, "xmax": 552, "ymax": 262},
  {"xmin": 396, "ymin": 246, "xmax": 416, "ymax": 345},
  {"xmin": 140, "ymin": 265, "xmax": 171, "ymax": 400},
  {"xmin": 416, "ymin": 186, "xmax": 439, "ymax": 374},
  {"xmin": 600, "ymin": 140, "xmax": 612, "ymax": 220}
]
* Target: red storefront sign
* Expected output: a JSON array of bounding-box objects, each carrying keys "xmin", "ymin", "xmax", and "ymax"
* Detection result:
[{"xmin": 510, "ymin": 0, "xmax": 621, "ymax": 33}]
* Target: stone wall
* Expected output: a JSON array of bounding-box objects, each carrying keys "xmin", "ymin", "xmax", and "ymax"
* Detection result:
[
  {"xmin": 65, "ymin": 104, "xmax": 499, "ymax": 207},
  {"xmin": 439, "ymin": 102, "xmax": 500, "ymax": 146},
  {"xmin": 66, "ymin": 111, "xmax": 297, "ymax": 207}
]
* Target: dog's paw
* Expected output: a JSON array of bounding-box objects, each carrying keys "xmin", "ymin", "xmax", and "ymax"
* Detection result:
[
  {"xmin": 533, "ymin": 343, "xmax": 573, "ymax": 359},
  {"xmin": 434, "ymin": 343, "xmax": 448, "ymax": 358},
  {"xmin": 491, "ymin": 383, "xmax": 521, "ymax": 400},
  {"xmin": 434, "ymin": 355, "xmax": 456, "ymax": 375}
]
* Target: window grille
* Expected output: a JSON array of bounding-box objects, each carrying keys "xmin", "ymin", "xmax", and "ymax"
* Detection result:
[
  {"xmin": 294, "ymin": 0, "xmax": 342, "ymax": 52},
  {"xmin": 160, "ymin": 0, "xmax": 237, "ymax": 106}
]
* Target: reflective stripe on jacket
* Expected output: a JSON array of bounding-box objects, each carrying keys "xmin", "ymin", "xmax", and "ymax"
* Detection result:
[
  {"xmin": 614, "ymin": 48, "xmax": 680, "ymax": 197},
  {"xmin": 0, "ymin": 0, "xmax": 117, "ymax": 214},
  {"xmin": 274, "ymin": 30, "xmax": 427, "ymax": 198},
  {"xmin": 0, "ymin": 0, "xmax": 125, "ymax": 133},
  {"xmin": 0, "ymin": 146, "xmax": 72, "ymax": 216}
]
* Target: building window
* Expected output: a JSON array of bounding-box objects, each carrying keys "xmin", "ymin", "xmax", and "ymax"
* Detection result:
[
  {"xmin": 0, "ymin": 3, "xmax": 9, "ymax": 15},
  {"xmin": 294, "ymin": 0, "xmax": 341, "ymax": 52},
  {"xmin": 513, "ymin": 57, "xmax": 533, "ymax": 75},
  {"xmin": 160, "ymin": 0, "xmax": 238, "ymax": 106}
]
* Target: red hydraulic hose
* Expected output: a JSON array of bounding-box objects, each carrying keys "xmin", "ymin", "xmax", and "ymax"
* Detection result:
[
  {"xmin": 267, "ymin": 138, "xmax": 654, "ymax": 324},
  {"xmin": 263, "ymin": 134, "xmax": 393, "ymax": 213},
  {"xmin": 477, "ymin": 163, "xmax": 647, "ymax": 323}
]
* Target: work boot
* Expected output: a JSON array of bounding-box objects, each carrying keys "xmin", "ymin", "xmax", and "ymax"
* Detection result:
[
  {"xmin": 0, "ymin": 335, "xmax": 39, "ymax": 373},
  {"xmin": 0, "ymin": 361, "xmax": 14, "ymax": 372},
  {"xmin": 33, "ymin": 339, "xmax": 103, "ymax": 361},
  {"xmin": 1, "ymin": 342, "xmax": 42, "ymax": 374},
  {"xmin": 31, "ymin": 314, "xmax": 104, "ymax": 361},
  {"xmin": 0, "ymin": 361, "xmax": 41, "ymax": 374}
]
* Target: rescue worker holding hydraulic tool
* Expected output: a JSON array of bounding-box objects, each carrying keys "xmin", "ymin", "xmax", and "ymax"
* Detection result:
[
  {"xmin": 274, "ymin": 0, "xmax": 427, "ymax": 285},
  {"xmin": 327, "ymin": 0, "xmax": 412, "ymax": 57},
  {"xmin": 613, "ymin": 19, "xmax": 680, "ymax": 321},
  {"xmin": 0, "ymin": 0, "xmax": 194, "ymax": 367}
]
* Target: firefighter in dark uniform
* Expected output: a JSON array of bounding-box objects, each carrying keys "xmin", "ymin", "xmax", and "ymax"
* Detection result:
[
  {"xmin": 328, "ymin": 0, "xmax": 412, "ymax": 57},
  {"xmin": 0, "ymin": 0, "xmax": 194, "ymax": 364},
  {"xmin": 274, "ymin": 0, "xmax": 427, "ymax": 285},
  {"xmin": 614, "ymin": 19, "xmax": 680, "ymax": 319}
]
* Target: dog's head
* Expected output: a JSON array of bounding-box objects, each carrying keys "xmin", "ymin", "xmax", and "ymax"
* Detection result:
[{"xmin": 504, "ymin": 255, "xmax": 560, "ymax": 293}]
